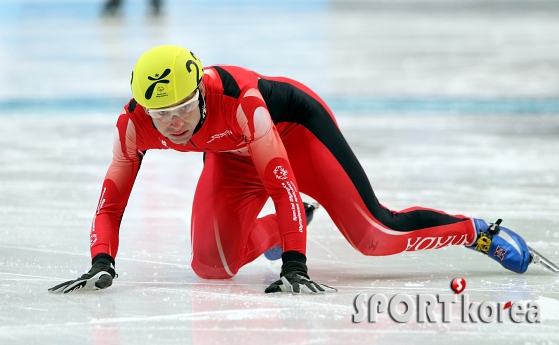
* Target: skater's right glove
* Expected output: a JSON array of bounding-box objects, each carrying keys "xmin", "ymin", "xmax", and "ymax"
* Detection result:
[
  {"xmin": 48, "ymin": 254, "xmax": 117, "ymax": 294},
  {"xmin": 265, "ymin": 252, "xmax": 337, "ymax": 294}
]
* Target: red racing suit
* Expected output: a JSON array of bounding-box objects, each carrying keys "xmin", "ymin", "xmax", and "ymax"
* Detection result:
[{"xmin": 90, "ymin": 65, "xmax": 477, "ymax": 279}]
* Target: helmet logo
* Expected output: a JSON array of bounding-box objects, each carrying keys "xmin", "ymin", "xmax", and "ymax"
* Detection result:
[
  {"xmin": 186, "ymin": 51, "xmax": 203, "ymax": 84},
  {"xmin": 145, "ymin": 68, "xmax": 171, "ymax": 100},
  {"xmin": 186, "ymin": 60, "xmax": 200, "ymax": 84}
]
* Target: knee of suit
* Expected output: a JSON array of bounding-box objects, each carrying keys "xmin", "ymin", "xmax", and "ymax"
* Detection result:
[{"xmin": 191, "ymin": 258, "xmax": 239, "ymax": 279}]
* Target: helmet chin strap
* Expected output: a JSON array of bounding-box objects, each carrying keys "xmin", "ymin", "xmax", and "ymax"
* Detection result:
[{"xmin": 191, "ymin": 91, "xmax": 207, "ymax": 136}]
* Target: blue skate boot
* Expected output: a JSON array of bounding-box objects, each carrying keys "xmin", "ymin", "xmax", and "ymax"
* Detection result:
[
  {"xmin": 468, "ymin": 218, "xmax": 531, "ymax": 273},
  {"xmin": 264, "ymin": 202, "xmax": 319, "ymax": 261}
]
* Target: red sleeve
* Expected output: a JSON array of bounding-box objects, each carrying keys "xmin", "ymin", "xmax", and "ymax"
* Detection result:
[
  {"xmin": 89, "ymin": 110, "xmax": 144, "ymax": 261},
  {"xmin": 235, "ymin": 88, "xmax": 307, "ymax": 254}
]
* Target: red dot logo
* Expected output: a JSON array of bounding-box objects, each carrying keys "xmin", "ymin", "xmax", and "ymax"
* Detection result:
[{"xmin": 451, "ymin": 277, "xmax": 466, "ymax": 294}]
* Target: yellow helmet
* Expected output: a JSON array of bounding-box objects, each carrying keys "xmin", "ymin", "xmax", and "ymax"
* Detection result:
[{"xmin": 131, "ymin": 45, "xmax": 204, "ymax": 108}]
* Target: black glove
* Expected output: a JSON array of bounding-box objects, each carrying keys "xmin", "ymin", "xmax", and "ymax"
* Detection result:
[
  {"xmin": 265, "ymin": 252, "xmax": 337, "ymax": 294},
  {"xmin": 48, "ymin": 254, "xmax": 117, "ymax": 294}
]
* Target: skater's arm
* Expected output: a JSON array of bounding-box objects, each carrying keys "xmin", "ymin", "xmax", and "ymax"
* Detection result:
[
  {"xmin": 90, "ymin": 111, "xmax": 145, "ymax": 262},
  {"xmin": 234, "ymin": 88, "xmax": 307, "ymax": 254},
  {"xmin": 49, "ymin": 109, "xmax": 144, "ymax": 294}
]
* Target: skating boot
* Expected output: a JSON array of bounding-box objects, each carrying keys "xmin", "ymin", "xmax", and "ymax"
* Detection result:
[
  {"xmin": 468, "ymin": 218, "xmax": 531, "ymax": 273},
  {"xmin": 264, "ymin": 202, "xmax": 319, "ymax": 261}
]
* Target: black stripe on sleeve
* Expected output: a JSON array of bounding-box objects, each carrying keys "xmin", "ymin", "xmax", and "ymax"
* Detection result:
[
  {"xmin": 128, "ymin": 99, "xmax": 137, "ymax": 113},
  {"xmin": 212, "ymin": 66, "xmax": 241, "ymax": 99}
]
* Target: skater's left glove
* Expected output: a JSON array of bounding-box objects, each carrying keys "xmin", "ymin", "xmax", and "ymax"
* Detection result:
[
  {"xmin": 265, "ymin": 252, "xmax": 337, "ymax": 294},
  {"xmin": 48, "ymin": 254, "xmax": 117, "ymax": 294}
]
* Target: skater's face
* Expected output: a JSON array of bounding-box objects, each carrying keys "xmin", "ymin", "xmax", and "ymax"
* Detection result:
[{"xmin": 147, "ymin": 85, "xmax": 203, "ymax": 145}]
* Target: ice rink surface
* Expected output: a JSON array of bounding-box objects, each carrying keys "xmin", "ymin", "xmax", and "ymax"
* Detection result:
[{"xmin": 1, "ymin": 1, "xmax": 559, "ymax": 344}]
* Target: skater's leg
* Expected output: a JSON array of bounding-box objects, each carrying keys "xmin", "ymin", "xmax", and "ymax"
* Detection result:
[
  {"xmin": 281, "ymin": 122, "xmax": 475, "ymax": 256},
  {"xmin": 264, "ymin": 78, "xmax": 551, "ymax": 274},
  {"xmin": 289, "ymin": 122, "xmax": 537, "ymax": 273},
  {"xmin": 262, "ymin": 78, "xmax": 476, "ymax": 255},
  {"xmin": 150, "ymin": 0, "xmax": 162, "ymax": 16},
  {"xmin": 102, "ymin": 0, "xmax": 122, "ymax": 16},
  {"xmin": 190, "ymin": 153, "xmax": 281, "ymax": 279}
]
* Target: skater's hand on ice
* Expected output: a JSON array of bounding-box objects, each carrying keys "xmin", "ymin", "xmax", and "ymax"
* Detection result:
[
  {"xmin": 48, "ymin": 255, "xmax": 117, "ymax": 294},
  {"xmin": 264, "ymin": 261, "xmax": 337, "ymax": 294}
]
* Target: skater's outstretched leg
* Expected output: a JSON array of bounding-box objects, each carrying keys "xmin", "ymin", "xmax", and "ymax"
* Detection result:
[{"xmin": 260, "ymin": 78, "xmax": 558, "ymax": 275}]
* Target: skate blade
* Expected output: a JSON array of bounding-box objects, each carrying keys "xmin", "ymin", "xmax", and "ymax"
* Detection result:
[{"xmin": 529, "ymin": 246, "xmax": 559, "ymax": 274}]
